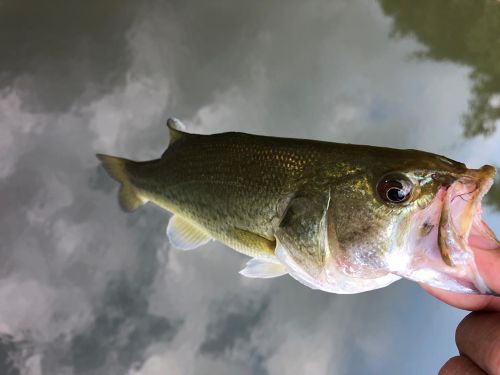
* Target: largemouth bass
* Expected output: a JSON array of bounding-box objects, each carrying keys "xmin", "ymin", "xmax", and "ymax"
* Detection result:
[{"xmin": 97, "ymin": 119, "xmax": 499, "ymax": 294}]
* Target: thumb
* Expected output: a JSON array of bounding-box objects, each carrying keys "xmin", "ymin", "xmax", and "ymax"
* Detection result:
[{"xmin": 474, "ymin": 246, "xmax": 500, "ymax": 296}]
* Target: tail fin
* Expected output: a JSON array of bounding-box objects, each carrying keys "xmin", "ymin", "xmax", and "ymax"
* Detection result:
[{"xmin": 96, "ymin": 154, "xmax": 145, "ymax": 212}]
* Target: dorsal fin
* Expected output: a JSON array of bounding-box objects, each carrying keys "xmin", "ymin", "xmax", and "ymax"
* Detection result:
[{"xmin": 166, "ymin": 118, "xmax": 191, "ymax": 145}]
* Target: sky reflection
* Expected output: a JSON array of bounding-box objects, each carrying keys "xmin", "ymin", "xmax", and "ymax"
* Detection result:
[{"xmin": 0, "ymin": 0, "xmax": 499, "ymax": 374}]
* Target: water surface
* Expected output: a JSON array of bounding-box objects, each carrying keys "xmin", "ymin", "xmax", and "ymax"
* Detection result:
[{"xmin": 1, "ymin": 1, "xmax": 499, "ymax": 374}]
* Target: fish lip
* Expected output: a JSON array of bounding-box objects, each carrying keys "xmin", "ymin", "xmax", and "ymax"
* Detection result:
[{"xmin": 439, "ymin": 165, "xmax": 499, "ymax": 266}]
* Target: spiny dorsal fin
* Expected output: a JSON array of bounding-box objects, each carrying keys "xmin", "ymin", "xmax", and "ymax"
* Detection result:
[
  {"xmin": 166, "ymin": 214, "xmax": 211, "ymax": 250},
  {"xmin": 166, "ymin": 118, "xmax": 190, "ymax": 145}
]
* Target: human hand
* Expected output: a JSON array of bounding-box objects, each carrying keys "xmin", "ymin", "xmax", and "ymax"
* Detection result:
[
  {"xmin": 421, "ymin": 247, "xmax": 500, "ymax": 374},
  {"xmin": 438, "ymin": 312, "xmax": 500, "ymax": 374}
]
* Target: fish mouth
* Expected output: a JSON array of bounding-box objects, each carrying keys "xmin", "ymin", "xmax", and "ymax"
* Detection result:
[
  {"xmin": 389, "ymin": 165, "xmax": 499, "ymax": 294},
  {"xmin": 438, "ymin": 165, "xmax": 500, "ymax": 267}
]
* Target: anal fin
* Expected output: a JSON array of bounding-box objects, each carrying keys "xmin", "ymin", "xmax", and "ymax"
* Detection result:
[
  {"xmin": 166, "ymin": 215, "xmax": 211, "ymax": 250},
  {"xmin": 239, "ymin": 258, "xmax": 287, "ymax": 279}
]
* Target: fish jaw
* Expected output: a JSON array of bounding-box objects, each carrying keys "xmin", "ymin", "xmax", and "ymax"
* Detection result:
[{"xmin": 387, "ymin": 165, "xmax": 499, "ymax": 294}]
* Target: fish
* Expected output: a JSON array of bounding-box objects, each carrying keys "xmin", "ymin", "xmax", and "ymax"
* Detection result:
[{"xmin": 97, "ymin": 118, "xmax": 500, "ymax": 294}]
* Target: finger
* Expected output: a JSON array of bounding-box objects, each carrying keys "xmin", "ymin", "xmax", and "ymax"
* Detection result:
[
  {"xmin": 455, "ymin": 312, "xmax": 500, "ymax": 375},
  {"xmin": 474, "ymin": 247, "xmax": 500, "ymax": 295},
  {"xmin": 421, "ymin": 284, "xmax": 500, "ymax": 311},
  {"xmin": 438, "ymin": 356, "xmax": 486, "ymax": 375}
]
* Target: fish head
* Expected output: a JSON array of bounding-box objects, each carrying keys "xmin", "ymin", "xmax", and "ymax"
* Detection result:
[{"xmin": 328, "ymin": 148, "xmax": 499, "ymax": 294}]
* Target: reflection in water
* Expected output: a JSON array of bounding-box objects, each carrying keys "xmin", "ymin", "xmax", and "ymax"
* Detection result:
[
  {"xmin": 48, "ymin": 277, "xmax": 179, "ymax": 375},
  {"xmin": 0, "ymin": 0, "xmax": 499, "ymax": 374},
  {"xmin": 0, "ymin": 335, "xmax": 27, "ymax": 375},
  {"xmin": 0, "ymin": 0, "xmax": 136, "ymax": 112},
  {"xmin": 379, "ymin": 0, "xmax": 500, "ymax": 138},
  {"xmin": 199, "ymin": 298, "xmax": 269, "ymax": 374},
  {"xmin": 486, "ymin": 176, "xmax": 500, "ymax": 211}
]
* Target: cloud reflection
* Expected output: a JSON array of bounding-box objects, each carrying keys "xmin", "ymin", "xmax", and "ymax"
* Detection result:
[
  {"xmin": 1, "ymin": 0, "xmax": 497, "ymax": 374},
  {"xmin": 379, "ymin": 0, "xmax": 500, "ymax": 138}
]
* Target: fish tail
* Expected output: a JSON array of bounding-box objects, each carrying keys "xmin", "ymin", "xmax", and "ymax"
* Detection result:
[{"xmin": 96, "ymin": 154, "xmax": 145, "ymax": 212}]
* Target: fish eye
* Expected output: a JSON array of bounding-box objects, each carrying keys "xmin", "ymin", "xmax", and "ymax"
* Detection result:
[{"xmin": 376, "ymin": 173, "xmax": 413, "ymax": 204}]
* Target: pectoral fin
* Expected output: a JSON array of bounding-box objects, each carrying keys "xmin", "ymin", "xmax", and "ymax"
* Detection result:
[
  {"xmin": 166, "ymin": 215, "xmax": 211, "ymax": 250},
  {"xmin": 276, "ymin": 193, "xmax": 330, "ymax": 272},
  {"xmin": 239, "ymin": 258, "xmax": 287, "ymax": 278},
  {"xmin": 228, "ymin": 227, "xmax": 276, "ymax": 258},
  {"xmin": 274, "ymin": 192, "xmax": 332, "ymax": 290}
]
